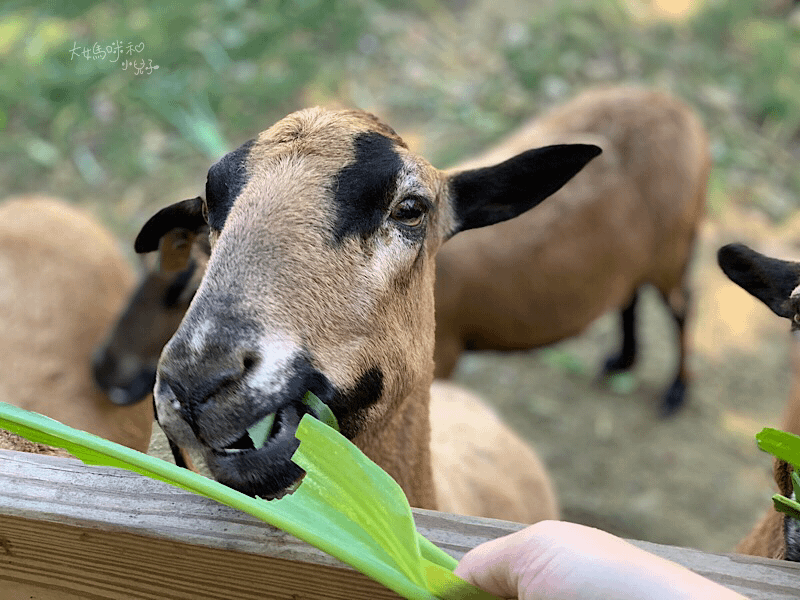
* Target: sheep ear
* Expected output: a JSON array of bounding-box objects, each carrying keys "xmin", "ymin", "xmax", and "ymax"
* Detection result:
[
  {"xmin": 447, "ymin": 144, "xmax": 601, "ymax": 236},
  {"xmin": 717, "ymin": 243, "xmax": 800, "ymax": 319},
  {"xmin": 157, "ymin": 228, "xmax": 197, "ymax": 274},
  {"xmin": 134, "ymin": 197, "xmax": 206, "ymax": 255}
]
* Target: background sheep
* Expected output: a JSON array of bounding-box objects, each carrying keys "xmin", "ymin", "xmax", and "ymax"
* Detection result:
[
  {"xmin": 0, "ymin": 196, "xmax": 153, "ymax": 454},
  {"xmin": 133, "ymin": 109, "xmax": 597, "ymax": 519},
  {"xmin": 717, "ymin": 242, "xmax": 800, "ymax": 561},
  {"xmin": 435, "ymin": 86, "xmax": 711, "ymax": 416}
]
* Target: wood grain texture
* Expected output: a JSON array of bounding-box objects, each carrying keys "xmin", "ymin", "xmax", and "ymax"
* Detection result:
[{"xmin": 2, "ymin": 449, "xmax": 800, "ymax": 599}]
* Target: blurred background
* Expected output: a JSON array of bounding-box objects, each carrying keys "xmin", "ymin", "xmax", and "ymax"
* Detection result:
[{"xmin": 2, "ymin": 0, "xmax": 800, "ymax": 553}]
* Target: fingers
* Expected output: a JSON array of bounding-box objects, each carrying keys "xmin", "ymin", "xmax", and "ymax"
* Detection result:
[{"xmin": 454, "ymin": 521, "xmax": 749, "ymax": 600}]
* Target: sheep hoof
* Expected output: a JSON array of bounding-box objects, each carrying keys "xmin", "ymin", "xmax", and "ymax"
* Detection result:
[{"xmin": 658, "ymin": 379, "xmax": 686, "ymax": 418}]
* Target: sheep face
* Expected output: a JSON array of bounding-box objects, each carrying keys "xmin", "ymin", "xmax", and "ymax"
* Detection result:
[
  {"xmin": 136, "ymin": 107, "xmax": 600, "ymax": 499},
  {"xmin": 92, "ymin": 227, "xmax": 209, "ymax": 406}
]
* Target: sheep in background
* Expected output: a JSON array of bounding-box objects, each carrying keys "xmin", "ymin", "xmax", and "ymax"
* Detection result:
[
  {"xmin": 132, "ymin": 109, "xmax": 596, "ymax": 520},
  {"xmin": 717, "ymin": 242, "xmax": 800, "ymax": 561},
  {"xmin": 92, "ymin": 221, "xmax": 210, "ymax": 407},
  {"xmin": 435, "ymin": 86, "xmax": 711, "ymax": 416},
  {"xmin": 0, "ymin": 196, "xmax": 153, "ymax": 453}
]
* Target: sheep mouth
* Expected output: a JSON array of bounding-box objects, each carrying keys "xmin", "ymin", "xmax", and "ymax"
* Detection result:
[
  {"xmin": 204, "ymin": 401, "xmax": 307, "ymax": 499},
  {"xmin": 212, "ymin": 402, "xmax": 303, "ymax": 456}
]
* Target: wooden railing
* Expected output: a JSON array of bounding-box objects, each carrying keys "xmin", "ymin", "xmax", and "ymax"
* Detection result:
[{"xmin": 1, "ymin": 449, "xmax": 799, "ymax": 599}]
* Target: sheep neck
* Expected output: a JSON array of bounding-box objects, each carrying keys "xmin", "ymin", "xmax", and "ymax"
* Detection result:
[{"xmin": 352, "ymin": 380, "xmax": 437, "ymax": 510}]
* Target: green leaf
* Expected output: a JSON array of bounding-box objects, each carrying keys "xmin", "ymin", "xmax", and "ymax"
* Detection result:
[
  {"xmin": 0, "ymin": 402, "xmax": 498, "ymax": 600},
  {"xmin": 301, "ymin": 391, "xmax": 340, "ymax": 432},
  {"xmin": 772, "ymin": 494, "xmax": 800, "ymax": 522},
  {"xmin": 755, "ymin": 427, "xmax": 800, "ymax": 467},
  {"xmin": 246, "ymin": 412, "xmax": 276, "ymax": 449}
]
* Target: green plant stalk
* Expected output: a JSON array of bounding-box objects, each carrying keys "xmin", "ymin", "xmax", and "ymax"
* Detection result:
[
  {"xmin": 756, "ymin": 427, "xmax": 800, "ymax": 521},
  {"xmin": 0, "ymin": 402, "xmax": 497, "ymax": 600}
]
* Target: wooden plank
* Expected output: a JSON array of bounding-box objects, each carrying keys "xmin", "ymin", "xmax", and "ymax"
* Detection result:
[{"xmin": 2, "ymin": 449, "xmax": 800, "ymax": 599}]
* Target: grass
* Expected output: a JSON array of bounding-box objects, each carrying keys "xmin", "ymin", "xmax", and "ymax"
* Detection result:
[{"xmin": 0, "ymin": 0, "xmax": 798, "ymax": 241}]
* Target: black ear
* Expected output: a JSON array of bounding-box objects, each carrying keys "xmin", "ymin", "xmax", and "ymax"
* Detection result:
[
  {"xmin": 717, "ymin": 243, "xmax": 800, "ymax": 319},
  {"xmin": 448, "ymin": 144, "xmax": 601, "ymax": 235},
  {"xmin": 134, "ymin": 197, "xmax": 206, "ymax": 254}
]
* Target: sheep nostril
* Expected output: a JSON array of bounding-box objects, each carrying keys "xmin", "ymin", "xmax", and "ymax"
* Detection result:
[{"xmin": 242, "ymin": 353, "xmax": 258, "ymax": 374}]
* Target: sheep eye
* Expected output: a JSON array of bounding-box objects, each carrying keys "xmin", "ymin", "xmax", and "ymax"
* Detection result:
[
  {"xmin": 390, "ymin": 197, "xmax": 427, "ymax": 228},
  {"xmin": 794, "ymin": 313, "xmax": 800, "ymax": 325}
]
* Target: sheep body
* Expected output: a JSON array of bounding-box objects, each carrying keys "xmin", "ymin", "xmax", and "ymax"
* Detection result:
[
  {"xmin": 0, "ymin": 196, "xmax": 153, "ymax": 453},
  {"xmin": 435, "ymin": 86, "xmax": 710, "ymax": 414},
  {"xmin": 430, "ymin": 380, "xmax": 558, "ymax": 522}
]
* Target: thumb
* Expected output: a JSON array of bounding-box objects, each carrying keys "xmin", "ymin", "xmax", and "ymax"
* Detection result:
[{"xmin": 453, "ymin": 536, "xmax": 524, "ymax": 599}]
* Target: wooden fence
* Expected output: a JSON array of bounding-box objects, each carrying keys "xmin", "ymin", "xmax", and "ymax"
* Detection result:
[{"xmin": 1, "ymin": 449, "xmax": 799, "ymax": 599}]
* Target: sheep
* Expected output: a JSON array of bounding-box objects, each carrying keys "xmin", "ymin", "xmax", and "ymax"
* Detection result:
[
  {"xmin": 94, "ymin": 239, "xmax": 559, "ymax": 520},
  {"xmin": 434, "ymin": 86, "xmax": 711, "ymax": 416},
  {"xmin": 429, "ymin": 379, "xmax": 558, "ymax": 520},
  {"xmin": 132, "ymin": 108, "xmax": 598, "ymax": 518},
  {"xmin": 92, "ymin": 221, "xmax": 210, "ymax": 408},
  {"xmin": 717, "ymin": 242, "xmax": 800, "ymax": 561},
  {"xmin": 0, "ymin": 196, "xmax": 153, "ymax": 454}
]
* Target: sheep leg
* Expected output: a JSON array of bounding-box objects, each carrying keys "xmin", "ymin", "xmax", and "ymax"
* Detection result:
[
  {"xmin": 658, "ymin": 284, "xmax": 690, "ymax": 418},
  {"xmin": 601, "ymin": 291, "xmax": 639, "ymax": 376}
]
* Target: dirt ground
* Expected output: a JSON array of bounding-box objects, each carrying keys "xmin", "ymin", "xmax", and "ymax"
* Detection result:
[{"xmin": 148, "ymin": 203, "xmax": 800, "ymax": 555}]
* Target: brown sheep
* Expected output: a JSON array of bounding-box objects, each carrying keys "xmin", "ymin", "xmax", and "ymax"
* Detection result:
[
  {"xmin": 717, "ymin": 242, "xmax": 800, "ymax": 561},
  {"xmin": 0, "ymin": 196, "xmax": 153, "ymax": 454},
  {"xmin": 94, "ymin": 243, "xmax": 558, "ymax": 521},
  {"xmin": 132, "ymin": 108, "xmax": 598, "ymax": 516},
  {"xmin": 435, "ymin": 86, "xmax": 711, "ymax": 416}
]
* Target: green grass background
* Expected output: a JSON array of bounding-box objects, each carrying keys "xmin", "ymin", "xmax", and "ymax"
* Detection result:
[{"xmin": 0, "ymin": 0, "xmax": 798, "ymax": 242}]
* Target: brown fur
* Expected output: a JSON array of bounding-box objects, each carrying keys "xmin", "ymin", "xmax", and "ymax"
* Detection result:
[
  {"xmin": 736, "ymin": 459, "xmax": 794, "ymax": 559},
  {"xmin": 0, "ymin": 196, "xmax": 153, "ymax": 453},
  {"xmin": 143, "ymin": 108, "xmax": 596, "ymax": 516},
  {"xmin": 92, "ymin": 229, "xmax": 210, "ymax": 408},
  {"xmin": 434, "ymin": 86, "xmax": 710, "ymax": 412},
  {"xmin": 430, "ymin": 380, "xmax": 558, "ymax": 522}
]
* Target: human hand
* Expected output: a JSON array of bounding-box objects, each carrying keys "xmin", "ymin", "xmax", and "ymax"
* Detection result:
[{"xmin": 454, "ymin": 520, "xmax": 748, "ymax": 600}]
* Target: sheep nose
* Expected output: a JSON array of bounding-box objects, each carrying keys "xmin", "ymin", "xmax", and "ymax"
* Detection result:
[{"xmin": 157, "ymin": 348, "xmax": 258, "ymax": 410}]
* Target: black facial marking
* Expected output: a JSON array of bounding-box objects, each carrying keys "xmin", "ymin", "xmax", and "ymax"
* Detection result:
[
  {"xmin": 291, "ymin": 360, "xmax": 384, "ymax": 439},
  {"xmin": 163, "ymin": 260, "xmax": 197, "ymax": 308},
  {"xmin": 328, "ymin": 366, "xmax": 384, "ymax": 438},
  {"xmin": 205, "ymin": 139, "xmax": 255, "ymax": 231},
  {"xmin": 332, "ymin": 132, "xmax": 403, "ymax": 244}
]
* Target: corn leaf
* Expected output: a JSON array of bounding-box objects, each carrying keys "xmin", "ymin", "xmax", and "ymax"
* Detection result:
[
  {"xmin": 756, "ymin": 427, "xmax": 800, "ymax": 520},
  {"xmin": 0, "ymin": 402, "xmax": 497, "ymax": 600},
  {"xmin": 772, "ymin": 494, "xmax": 800, "ymax": 522},
  {"xmin": 756, "ymin": 427, "xmax": 800, "ymax": 466}
]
